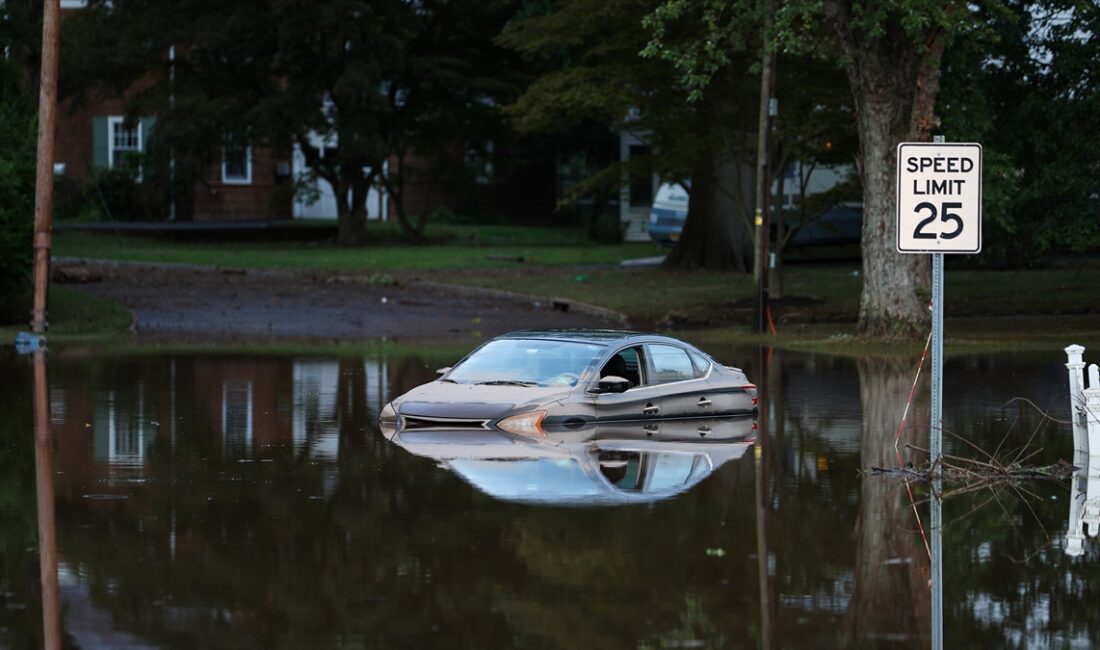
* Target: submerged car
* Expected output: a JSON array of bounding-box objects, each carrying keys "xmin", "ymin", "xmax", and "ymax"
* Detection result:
[{"xmin": 379, "ymin": 330, "xmax": 757, "ymax": 441}]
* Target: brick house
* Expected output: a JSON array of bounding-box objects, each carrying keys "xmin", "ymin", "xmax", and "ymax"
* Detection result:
[{"xmin": 54, "ymin": 1, "xmax": 554, "ymax": 225}]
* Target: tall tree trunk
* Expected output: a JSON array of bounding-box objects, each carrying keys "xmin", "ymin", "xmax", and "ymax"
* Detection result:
[
  {"xmin": 383, "ymin": 150, "xmax": 427, "ymax": 244},
  {"xmin": 334, "ymin": 174, "xmax": 366, "ymax": 246},
  {"xmin": 663, "ymin": 146, "xmax": 753, "ymax": 271},
  {"xmin": 332, "ymin": 165, "xmax": 377, "ymax": 246},
  {"xmin": 824, "ymin": 3, "xmax": 949, "ymax": 337},
  {"xmin": 845, "ymin": 356, "xmax": 931, "ymax": 643}
]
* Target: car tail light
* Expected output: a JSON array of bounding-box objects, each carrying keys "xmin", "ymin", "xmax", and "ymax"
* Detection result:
[
  {"xmin": 497, "ymin": 410, "xmax": 547, "ymax": 438},
  {"xmin": 743, "ymin": 384, "xmax": 759, "ymax": 406}
]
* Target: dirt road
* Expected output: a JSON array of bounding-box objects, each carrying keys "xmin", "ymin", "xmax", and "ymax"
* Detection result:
[{"xmin": 59, "ymin": 260, "xmax": 610, "ymax": 341}]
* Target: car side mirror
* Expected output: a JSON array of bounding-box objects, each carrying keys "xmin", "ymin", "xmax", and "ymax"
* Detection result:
[
  {"xmin": 591, "ymin": 376, "xmax": 630, "ymax": 394},
  {"xmin": 435, "ymin": 367, "xmax": 452, "ymax": 378}
]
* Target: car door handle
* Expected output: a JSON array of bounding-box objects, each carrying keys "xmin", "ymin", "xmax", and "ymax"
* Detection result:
[
  {"xmin": 643, "ymin": 404, "xmax": 659, "ymax": 415},
  {"xmin": 697, "ymin": 398, "xmax": 712, "ymax": 408}
]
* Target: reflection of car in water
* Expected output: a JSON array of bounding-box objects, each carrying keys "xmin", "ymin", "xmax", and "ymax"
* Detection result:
[
  {"xmin": 647, "ymin": 181, "xmax": 862, "ymax": 250},
  {"xmin": 381, "ymin": 417, "xmax": 755, "ymax": 505},
  {"xmin": 379, "ymin": 329, "xmax": 757, "ymax": 439}
]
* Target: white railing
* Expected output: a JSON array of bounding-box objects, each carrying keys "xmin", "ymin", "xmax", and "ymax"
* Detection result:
[
  {"xmin": 1064, "ymin": 345, "xmax": 1100, "ymax": 556},
  {"xmin": 1066, "ymin": 345, "xmax": 1100, "ymax": 455}
]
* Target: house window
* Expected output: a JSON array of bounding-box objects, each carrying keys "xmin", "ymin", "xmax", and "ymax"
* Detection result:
[
  {"xmin": 108, "ymin": 116, "xmax": 143, "ymax": 172},
  {"xmin": 222, "ymin": 143, "xmax": 252, "ymax": 185}
]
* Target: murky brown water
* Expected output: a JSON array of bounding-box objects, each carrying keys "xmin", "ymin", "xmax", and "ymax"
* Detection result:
[{"xmin": 0, "ymin": 343, "xmax": 1096, "ymax": 649}]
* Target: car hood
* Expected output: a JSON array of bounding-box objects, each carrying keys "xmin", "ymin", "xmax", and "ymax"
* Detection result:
[{"xmin": 395, "ymin": 381, "xmax": 574, "ymax": 420}]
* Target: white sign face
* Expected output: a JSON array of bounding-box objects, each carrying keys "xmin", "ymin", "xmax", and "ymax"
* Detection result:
[{"xmin": 896, "ymin": 142, "xmax": 982, "ymax": 254}]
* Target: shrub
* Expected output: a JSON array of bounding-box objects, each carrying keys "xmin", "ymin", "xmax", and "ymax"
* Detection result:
[
  {"xmin": 78, "ymin": 167, "xmax": 164, "ymax": 222},
  {"xmin": 586, "ymin": 212, "xmax": 624, "ymax": 244},
  {"xmin": 0, "ymin": 77, "xmax": 35, "ymax": 322}
]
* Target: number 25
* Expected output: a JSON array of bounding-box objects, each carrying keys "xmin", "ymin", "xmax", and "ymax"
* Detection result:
[{"xmin": 913, "ymin": 202, "xmax": 963, "ymax": 240}]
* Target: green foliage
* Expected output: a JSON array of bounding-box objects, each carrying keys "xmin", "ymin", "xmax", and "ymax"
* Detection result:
[
  {"xmin": 940, "ymin": 0, "xmax": 1100, "ymax": 266},
  {"xmin": 501, "ymin": 0, "xmax": 757, "ymax": 203},
  {"xmin": 640, "ymin": 0, "xmax": 759, "ymax": 102},
  {"xmin": 0, "ymin": 63, "xmax": 35, "ymax": 321}
]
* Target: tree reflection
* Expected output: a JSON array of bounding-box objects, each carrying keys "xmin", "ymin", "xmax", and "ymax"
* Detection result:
[{"xmin": 845, "ymin": 356, "xmax": 930, "ymax": 646}]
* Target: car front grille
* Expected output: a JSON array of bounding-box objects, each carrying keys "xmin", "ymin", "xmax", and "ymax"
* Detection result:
[{"xmin": 400, "ymin": 415, "xmax": 492, "ymax": 431}]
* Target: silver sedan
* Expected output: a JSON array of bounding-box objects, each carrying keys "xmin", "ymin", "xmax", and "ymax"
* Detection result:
[{"xmin": 379, "ymin": 329, "xmax": 757, "ymax": 440}]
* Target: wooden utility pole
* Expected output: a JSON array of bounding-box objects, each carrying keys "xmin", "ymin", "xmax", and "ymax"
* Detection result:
[
  {"xmin": 752, "ymin": 0, "xmax": 777, "ymax": 334},
  {"xmin": 31, "ymin": 0, "xmax": 62, "ymax": 334}
]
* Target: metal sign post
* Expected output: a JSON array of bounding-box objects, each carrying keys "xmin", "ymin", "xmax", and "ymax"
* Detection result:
[
  {"xmin": 897, "ymin": 135, "xmax": 982, "ymax": 650},
  {"xmin": 930, "ymin": 245, "xmax": 944, "ymax": 650}
]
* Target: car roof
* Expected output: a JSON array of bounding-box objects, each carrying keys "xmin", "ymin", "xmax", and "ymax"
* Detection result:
[{"xmin": 496, "ymin": 329, "xmax": 686, "ymax": 347}]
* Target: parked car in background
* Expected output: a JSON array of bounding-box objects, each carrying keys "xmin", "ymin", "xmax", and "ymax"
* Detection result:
[
  {"xmin": 647, "ymin": 181, "xmax": 863, "ymax": 251},
  {"xmin": 787, "ymin": 202, "xmax": 863, "ymax": 247},
  {"xmin": 648, "ymin": 183, "xmax": 689, "ymax": 247}
]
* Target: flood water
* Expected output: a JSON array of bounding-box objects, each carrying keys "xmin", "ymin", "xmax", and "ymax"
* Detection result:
[{"xmin": 1, "ymin": 343, "xmax": 1097, "ymax": 649}]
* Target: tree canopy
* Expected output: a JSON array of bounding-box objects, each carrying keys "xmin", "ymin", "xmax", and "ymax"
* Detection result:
[{"xmin": 502, "ymin": 0, "xmax": 761, "ymax": 270}]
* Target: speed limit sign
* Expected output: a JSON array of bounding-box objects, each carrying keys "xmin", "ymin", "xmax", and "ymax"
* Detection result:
[{"xmin": 896, "ymin": 142, "xmax": 982, "ymax": 254}]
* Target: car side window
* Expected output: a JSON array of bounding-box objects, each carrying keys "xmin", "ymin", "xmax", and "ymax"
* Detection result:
[
  {"xmin": 600, "ymin": 346, "xmax": 645, "ymax": 388},
  {"xmin": 646, "ymin": 345, "xmax": 697, "ymax": 384}
]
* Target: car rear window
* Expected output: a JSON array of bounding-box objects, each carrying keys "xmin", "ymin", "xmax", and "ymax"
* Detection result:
[{"xmin": 689, "ymin": 351, "xmax": 712, "ymax": 375}]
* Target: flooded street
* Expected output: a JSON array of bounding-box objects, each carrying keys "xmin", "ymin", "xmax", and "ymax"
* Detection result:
[{"xmin": 1, "ymin": 343, "xmax": 1097, "ymax": 649}]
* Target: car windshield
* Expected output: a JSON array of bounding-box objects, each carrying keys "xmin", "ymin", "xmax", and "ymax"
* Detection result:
[{"xmin": 445, "ymin": 339, "xmax": 604, "ymax": 387}]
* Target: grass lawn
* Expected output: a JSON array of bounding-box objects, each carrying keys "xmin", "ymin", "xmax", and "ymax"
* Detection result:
[
  {"xmin": 41, "ymin": 223, "xmax": 1100, "ymax": 352},
  {"xmin": 442, "ymin": 262, "xmax": 1100, "ymax": 352},
  {"xmin": 0, "ymin": 286, "xmax": 133, "ymax": 344},
  {"xmin": 54, "ymin": 224, "xmax": 663, "ymax": 271},
  {"xmin": 444, "ymin": 265, "xmax": 863, "ymax": 322}
]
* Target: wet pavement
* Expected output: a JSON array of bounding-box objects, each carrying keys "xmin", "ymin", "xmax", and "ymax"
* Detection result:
[{"xmin": 1, "ymin": 343, "xmax": 1098, "ymax": 649}]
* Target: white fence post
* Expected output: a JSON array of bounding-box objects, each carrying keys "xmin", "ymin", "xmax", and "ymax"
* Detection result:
[
  {"xmin": 1086, "ymin": 364, "xmax": 1100, "ymax": 462},
  {"xmin": 1066, "ymin": 345, "xmax": 1088, "ymax": 453}
]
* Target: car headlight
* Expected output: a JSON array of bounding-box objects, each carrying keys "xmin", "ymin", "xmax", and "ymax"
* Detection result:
[
  {"xmin": 497, "ymin": 410, "xmax": 546, "ymax": 438},
  {"xmin": 379, "ymin": 402, "xmax": 398, "ymax": 439},
  {"xmin": 649, "ymin": 212, "xmax": 658, "ymax": 224}
]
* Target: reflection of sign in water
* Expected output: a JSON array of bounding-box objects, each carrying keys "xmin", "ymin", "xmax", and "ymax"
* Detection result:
[
  {"xmin": 1065, "ymin": 451, "xmax": 1100, "ymax": 557},
  {"xmin": 384, "ymin": 417, "xmax": 756, "ymax": 506}
]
